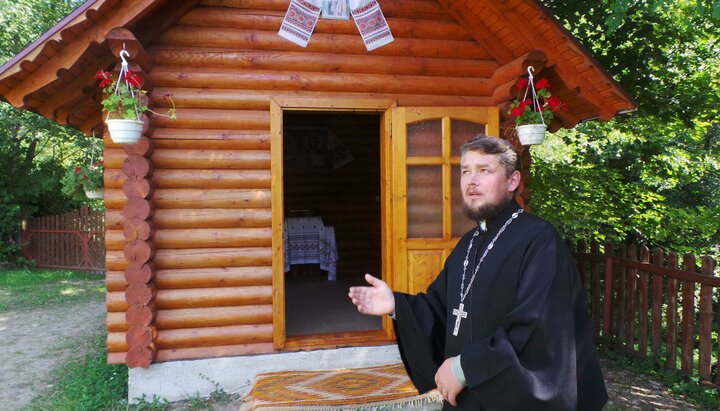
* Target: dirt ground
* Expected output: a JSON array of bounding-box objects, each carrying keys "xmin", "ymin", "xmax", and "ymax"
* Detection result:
[
  {"xmin": 0, "ymin": 299, "xmax": 104, "ymax": 410},
  {"xmin": 0, "ymin": 298, "xmax": 712, "ymax": 410}
]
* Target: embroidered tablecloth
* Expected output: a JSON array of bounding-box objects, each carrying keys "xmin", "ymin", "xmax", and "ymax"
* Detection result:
[{"xmin": 283, "ymin": 217, "xmax": 338, "ymax": 280}]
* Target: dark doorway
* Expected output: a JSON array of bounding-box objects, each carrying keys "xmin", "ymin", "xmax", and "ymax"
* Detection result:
[{"xmin": 283, "ymin": 112, "xmax": 382, "ymax": 336}]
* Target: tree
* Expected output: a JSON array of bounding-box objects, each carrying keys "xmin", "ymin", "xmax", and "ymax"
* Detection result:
[
  {"xmin": 533, "ymin": 0, "xmax": 720, "ymax": 258},
  {"xmin": 0, "ymin": 0, "xmax": 88, "ymax": 265}
]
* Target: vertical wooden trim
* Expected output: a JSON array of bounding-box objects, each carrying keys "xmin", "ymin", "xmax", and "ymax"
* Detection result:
[
  {"xmin": 486, "ymin": 107, "xmax": 500, "ymax": 137},
  {"xmin": 270, "ymin": 99, "xmax": 285, "ymax": 350},
  {"xmin": 441, "ymin": 116, "xmax": 452, "ymax": 240},
  {"xmin": 381, "ymin": 105, "xmax": 396, "ymax": 339},
  {"xmin": 392, "ymin": 107, "xmax": 409, "ymax": 294}
]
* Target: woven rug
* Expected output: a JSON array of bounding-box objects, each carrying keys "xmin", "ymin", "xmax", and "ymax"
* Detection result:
[{"xmin": 242, "ymin": 363, "xmax": 443, "ymax": 410}]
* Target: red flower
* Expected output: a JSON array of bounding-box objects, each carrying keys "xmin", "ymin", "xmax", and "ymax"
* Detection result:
[
  {"xmin": 99, "ymin": 78, "xmax": 112, "ymax": 88},
  {"xmin": 519, "ymin": 99, "xmax": 533, "ymax": 110},
  {"xmin": 74, "ymin": 167, "xmax": 81, "ymax": 174},
  {"xmin": 510, "ymin": 107, "xmax": 524, "ymax": 117},
  {"xmin": 515, "ymin": 78, "xmax": 528, "ymax": 90},
  {"xmin": 535, "ymin": 78, "xmax": 550, "ymax": 90},
  {"xmin": 547, "ymin": 96, "xmax": 562, "ymax": 110},
  {"xmin": 127, "ymin": 75, "xmax": 142, "ymax": 88},
  {"xmin": 95, "ymin": 70, "xmax": 110, "ymax": 79}
]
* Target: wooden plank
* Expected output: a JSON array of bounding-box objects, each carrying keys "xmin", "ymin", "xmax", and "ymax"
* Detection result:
[
  {"xmin": 698, "ymin": 256, "xmax": 714, "ymax": 382},
  {"xmin": 637, "ymin": 246, "xmax": 649, "ymax": 358},
  {"xmin": 590, "ymin": 242, "xmax": 601, "ymax": 339},
  {"xmin": 149, "ymin": 67, "xmax": 493, "ymax": 97},
  {"xmin": 602, "ymin": 244, "xmax": 614, "ymax": 341},
  {"xmin": 624, "ymin": 245, "xmax": 637, "ymax": 353},
  {"xmin": 666, "ymin": 252, "xmax": 679, "ymax": 370},
  {"xmin": 156, "ymin": 323, "xmax": 273, "ymax": 349},
  {"xmin": 156, "ymin": 342, "xmax": 274, "ymax": 362},
  {"xmin": 650, "ymin": 248, "xmax": 663, "ymax": 358},
  {"xmin": 616, "ymin": 244, "xmax": 626, "ymax": 349},
  {"xmin": 442, "ymin": 116, "xmax": 452, "ymax": 240},
  {"xmin": 269, "ymin": 99, "xmax": 285, "ymax": 350},
  {"xmin": 680, "ymin": 254, "xmax": 696, "ymax": 376}
]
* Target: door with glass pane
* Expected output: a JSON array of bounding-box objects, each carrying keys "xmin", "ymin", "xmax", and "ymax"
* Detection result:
[{"xmin": 391, "ymin": 107, "xmax": 499, "ymax": 294}]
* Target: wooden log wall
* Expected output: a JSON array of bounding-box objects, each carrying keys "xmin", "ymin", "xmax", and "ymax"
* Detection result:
[
  {"xmin": 283, "ymin": 113, "xmax": 381, "ymax": 279},
  {"xmin": 106, "ymin": 0, "xmax": 503, "ymax": 363},
  {"xmin": 573, "ymin": 241, "xmax": 719, "ymax": 386}
]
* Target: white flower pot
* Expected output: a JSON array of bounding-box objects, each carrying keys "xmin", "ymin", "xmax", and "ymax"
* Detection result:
[
  {"xmin": 85, "ymin": 189, "xmax": 103, "ymax": 199},
  {"xmin": 516, "ymin": 124, "xmax": 547, "ymax": 145},
  {"xmin": 107, "ymin": 119, "xmax": 143, "ymax": 144}
]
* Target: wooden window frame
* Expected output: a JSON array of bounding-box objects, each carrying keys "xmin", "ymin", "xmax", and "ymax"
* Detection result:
[{"xmin": 270, "ymin": 97, "xmax": 396, "ymax": 350}]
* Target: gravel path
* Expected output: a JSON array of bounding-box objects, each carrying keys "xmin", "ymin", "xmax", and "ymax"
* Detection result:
[{"xmin": 0, "ymin": 299, "xmax": 104, "ymax": 410}]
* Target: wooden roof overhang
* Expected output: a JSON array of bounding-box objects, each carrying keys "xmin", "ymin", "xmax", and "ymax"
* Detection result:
[
  {"xmin": 0, "ymin": 0, "xmax": 200, "ymax": 135},
  {"xmin": 0, "ymin": 0, "xmax": 635, "ymax": 135}
]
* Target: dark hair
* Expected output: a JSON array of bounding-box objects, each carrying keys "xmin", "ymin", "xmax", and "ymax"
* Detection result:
[{"xmin": 460, "ymin": 135, "xmax": 520, "ymax": 176}]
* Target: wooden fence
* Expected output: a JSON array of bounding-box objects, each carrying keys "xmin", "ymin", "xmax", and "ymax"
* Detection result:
[
  {"xmin": 573, "ymin": 241, "xmax": 718, "ymax": 385},
  {"xmin": 21, "ymin": 207, "xmax": 104, "ymax": 273}
]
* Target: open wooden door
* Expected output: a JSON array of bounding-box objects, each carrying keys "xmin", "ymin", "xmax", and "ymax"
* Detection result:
[{"xmin": 391, "ymin": 107, "xmax": 499, "ymax": 295}]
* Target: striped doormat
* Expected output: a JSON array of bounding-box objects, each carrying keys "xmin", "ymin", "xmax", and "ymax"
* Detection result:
[{"xmin": 242, "ymin": 363, "xmax": 443, "ymax": 410}]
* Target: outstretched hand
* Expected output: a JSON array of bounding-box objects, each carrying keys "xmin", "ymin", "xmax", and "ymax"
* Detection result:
[{"xmin": 348, "ymin": 274, "xmax": 395, "ymax": 316}]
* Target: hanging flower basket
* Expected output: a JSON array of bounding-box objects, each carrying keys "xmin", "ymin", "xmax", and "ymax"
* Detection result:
[
  {"xmin": 516, "ymin": 124, "xmax": 547, "ymax": 145},
  {"xmin": 97, "ymin": 49, "xmax": 175, "ymax": 144},
  {"xmin": 508, "ymin": 66, "xmax": 563, "ymax": 146},
  {"xmin": 84, "ymin": 189, "xmax": 104, "ymax": 199},
  {"xmin": 106, "ymin": 118, "xmax": 143, "ymax": 144}
]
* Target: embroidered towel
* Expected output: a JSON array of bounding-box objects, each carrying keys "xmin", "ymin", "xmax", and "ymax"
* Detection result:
[
  {"xmin": 349, "ymin": 0, "xmax": 394, "ymax": 51},
  {"xmin": 278, "ymin": 0, "xmax": 323, "ymax": 47}
]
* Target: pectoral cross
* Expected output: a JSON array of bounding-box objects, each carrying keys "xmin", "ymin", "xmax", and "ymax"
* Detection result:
[{"xmin": 452, "ymin": 303, "xmax": 467, "ymax": 336}]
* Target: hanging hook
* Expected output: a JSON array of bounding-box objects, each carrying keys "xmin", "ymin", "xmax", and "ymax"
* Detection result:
[
  {"xmin": 119, "ymin": 49, "xmax": 130, "ymax": 68},
  {"xmin": 526, "ymin": 65, "xmax": 535, "ymax": 81}
]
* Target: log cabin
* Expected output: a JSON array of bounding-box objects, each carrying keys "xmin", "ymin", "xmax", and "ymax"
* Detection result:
[{"xmin": 0, "ymin": 0, "xmax": 635, "ymax": 401}]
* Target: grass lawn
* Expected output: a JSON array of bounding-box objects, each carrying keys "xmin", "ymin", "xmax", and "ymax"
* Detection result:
[{"xmin": 0, "ymin": 268, "xmax": 105, "ymax": 311}]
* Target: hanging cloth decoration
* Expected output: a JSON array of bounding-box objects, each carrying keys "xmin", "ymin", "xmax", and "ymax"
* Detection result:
[
  {"xmin": 349, "ymin": 0, "xmax": 394, "ymax": 51},
  {"xmin": 278, "ymin": 0, "xmax": 323, "ymax": 48},
  {"xmin": 278, "ymin": 0, "xmax": 394, "ymax": 51}
]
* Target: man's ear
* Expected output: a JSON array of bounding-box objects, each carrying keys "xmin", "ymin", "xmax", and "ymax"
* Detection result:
[{"xmin": 508, "ymin": 170, "xmax": 521, "ymax": 193}]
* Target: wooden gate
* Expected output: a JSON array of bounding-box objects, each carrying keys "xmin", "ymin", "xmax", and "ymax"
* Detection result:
[{"xmin": 21, "ymin": 207, "xmax": 105, "ymax": 272}]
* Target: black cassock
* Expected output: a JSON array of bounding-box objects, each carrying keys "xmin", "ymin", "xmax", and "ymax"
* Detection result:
[{"xmin": 393, "ymin": 200, "xmax": 607, "ymax": 410}]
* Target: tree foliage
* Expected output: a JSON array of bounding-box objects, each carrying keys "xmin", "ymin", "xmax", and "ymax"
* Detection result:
[
  {"xmin": 534, "ymin": 0, "xmax": 720, "ymax": 258},
  {"xmin": 0, "ymin": 0, "xmax": 88, "ymax": 265}
]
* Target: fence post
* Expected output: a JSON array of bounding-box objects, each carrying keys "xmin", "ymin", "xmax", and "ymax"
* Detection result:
[
  {"xmin": 680, "ymin": 253, "xmax": 696, "ymax": 376},
  {"xmin": 666, "ymin": 252, "xmax": 679, "ymax": 371},
  {"xmin": 698, "ymin": 256, "xmax": 715, "ymax": 382},
  {"xmin": 590, "ymin": 242, "xmax": 600, "ymax": 340},
  {"xmin": 650, "ymin": 248, "xmax": 664, "ymax": 359},
  {"xmin": 637, "ymin": 246, "xmax": 649, "ymax": 358},
  {"xmin": 602, "ymin": 242, "xmax": 615, "ymax": 346},
  {"xmin": 625, "ymin": 244, "xmax": 637, "ymax": 354}
]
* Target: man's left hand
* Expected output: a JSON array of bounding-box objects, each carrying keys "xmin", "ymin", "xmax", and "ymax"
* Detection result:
[{"xmin": 434, "ymin": 357, "xmax": 463, "ymax": 406}]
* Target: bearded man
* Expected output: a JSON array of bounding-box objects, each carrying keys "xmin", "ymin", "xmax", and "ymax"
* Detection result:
[{"xmin": 348, "ymin": 135, "xmax": 607, "ymax": 410}]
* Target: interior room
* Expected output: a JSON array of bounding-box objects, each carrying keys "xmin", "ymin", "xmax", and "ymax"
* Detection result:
[{"xmin": 283, "ymin": 112, "xmax": 383, "ymax": 336}]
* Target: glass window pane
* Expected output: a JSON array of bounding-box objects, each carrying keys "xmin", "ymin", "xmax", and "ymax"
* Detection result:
[
  {"xmin": 407, "ymin": 166, "xmax": 443, "ymax": 238},
  {"xmin": 451, "ymin": 120, "xmax": 486, "ymax": 157},
  {"xmin": 451, "ymin": 164, "xmax": 478, "ymax": 237},
  {"xmin": 407, "ymin": 119, "xmax": 442, "ymax": 157}
]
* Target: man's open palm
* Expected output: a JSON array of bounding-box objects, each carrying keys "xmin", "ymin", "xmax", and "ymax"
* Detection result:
[{"xmin": 348, "ymin": 274, "xmax": 395, "ymax": 316}]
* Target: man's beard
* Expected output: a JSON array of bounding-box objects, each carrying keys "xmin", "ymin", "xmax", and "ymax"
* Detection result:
[{"xmin": 463, "ymin": 196, "xmax": 512, "ymax": 222}]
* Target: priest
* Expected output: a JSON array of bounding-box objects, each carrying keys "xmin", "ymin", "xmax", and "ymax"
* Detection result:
[{"xmin": 348, "ymin": 135, "xmax": 607, "ymax": 410}]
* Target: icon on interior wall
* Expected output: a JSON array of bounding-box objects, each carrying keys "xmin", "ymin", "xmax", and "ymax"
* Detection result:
[
  {"xmin": 285, "ymin": 127, "xmax": 353, "ymax": 170},
  {"xmin": 322, "ymin": 0, "xmax": 350, "ymax": 20}
]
